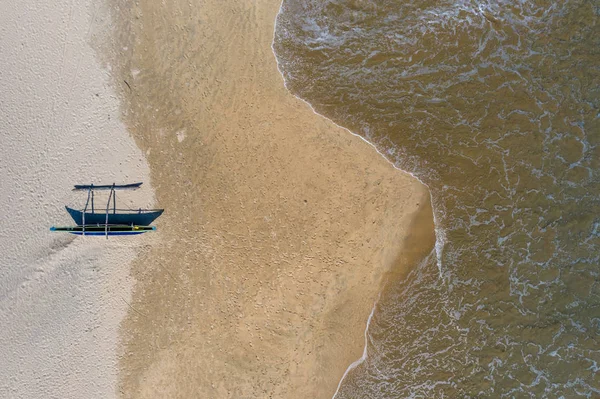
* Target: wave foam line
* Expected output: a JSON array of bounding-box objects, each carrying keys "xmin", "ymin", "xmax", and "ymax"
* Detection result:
[
  {"xmin": 330, "ymin": 249, "xmax": 435, "ymax": 398},
  {"xmin": 331, "ymin": 294, "xmax": 379, "ymax": 399},
  {"xmin": 270, "ymin": 1, "xmax": 446, "ymax": 277},
  {"xmin": 269, "ymin": 4, "xmax": 448, "ymax": 396}
]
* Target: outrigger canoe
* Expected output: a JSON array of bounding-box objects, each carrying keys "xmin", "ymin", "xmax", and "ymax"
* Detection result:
[{"xmin": 50, "ymin": 182, "xmax": 163, "ymax": 238}]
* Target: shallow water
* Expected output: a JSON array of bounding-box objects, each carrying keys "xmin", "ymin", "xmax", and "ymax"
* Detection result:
[{"xmin": 274, "ymin": 0, "xmax": 599, "ymax": 396}]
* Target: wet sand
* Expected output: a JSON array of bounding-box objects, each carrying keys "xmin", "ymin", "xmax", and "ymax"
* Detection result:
[{"xmin": 109, "ymin": 0, "xmax": 435, "ymax": 397}]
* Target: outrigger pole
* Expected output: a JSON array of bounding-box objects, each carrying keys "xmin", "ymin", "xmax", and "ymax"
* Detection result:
[
  {"xmin": 73, "ymin": 182, "xmax": 142, "ymax": 191},
  {"xmin": 105, "ymin": 184, "xmax": 116, "ymax": 239},
  {"xmin": 82, "ymin": 186, "xmax": 92, "ymax": 236}
]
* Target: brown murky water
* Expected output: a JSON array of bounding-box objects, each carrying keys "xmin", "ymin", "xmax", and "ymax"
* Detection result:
[{"xmin": 275, "ymin": 0, "xmax": 599, "ymax": 397}]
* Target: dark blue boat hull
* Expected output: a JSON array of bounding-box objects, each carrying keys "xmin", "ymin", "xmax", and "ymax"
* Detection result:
[{"xmin": 65, "ymin": 206, "xmax": 163, "ymax": 226}]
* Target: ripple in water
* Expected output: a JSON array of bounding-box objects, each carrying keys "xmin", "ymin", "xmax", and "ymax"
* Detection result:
[{"xmin": 274, "ymin": 0, "xmax": 600, "ymax": 396}]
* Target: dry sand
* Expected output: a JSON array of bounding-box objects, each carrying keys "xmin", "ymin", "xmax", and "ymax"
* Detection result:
[
  {"xmin": 0, "ymin": 0, "xmax": 154, "ymax": 398},
  {"xmin": 108, "ymin": 0, "xmax": 435, "ymax": 397}
]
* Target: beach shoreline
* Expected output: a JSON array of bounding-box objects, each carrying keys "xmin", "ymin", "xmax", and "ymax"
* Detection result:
[{"xmin": 109, "ymin": 0, "xmax": 435, "ymax": 397}]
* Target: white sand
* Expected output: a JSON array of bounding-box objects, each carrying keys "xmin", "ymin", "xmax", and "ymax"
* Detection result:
[{"xmin": 0, "ymin": 1, "xmax": 153, "ymax": 397}]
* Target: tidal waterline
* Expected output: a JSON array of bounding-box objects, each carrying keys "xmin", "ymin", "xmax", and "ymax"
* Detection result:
[{"xmin": 275, "ymin": 0, "xmax": 599, "ymax": 397}]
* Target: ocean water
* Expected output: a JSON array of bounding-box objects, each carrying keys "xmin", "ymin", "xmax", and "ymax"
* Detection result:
[{"xmin": 274, "ymin": 0, "xmax": 599, "ymax": 397}]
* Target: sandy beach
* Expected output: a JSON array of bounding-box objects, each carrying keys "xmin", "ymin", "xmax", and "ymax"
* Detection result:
[
  {"xmin": 0, "ymin": 0, "xmax": 155, "ymax": 398},
  {"xmin": 108, "ymin": 0, "xmax": 435, "ymax": 397}
]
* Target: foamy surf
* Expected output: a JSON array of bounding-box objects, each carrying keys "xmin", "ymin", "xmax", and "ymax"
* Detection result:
[
  {"xmin": 273, "ymin": 0, "xmax": 600, "ymax": 396},
  {"xmin": 271, "ymin": 0, "xmax": 444, "ymax": 275}
]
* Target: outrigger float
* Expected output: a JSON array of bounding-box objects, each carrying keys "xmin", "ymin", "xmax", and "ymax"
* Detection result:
[
  {"xmin": 50, "ymin": 225, "xmax": 156, "ymax": 236},
  {"xmin": 50, "ymin": 182, "xmax": 163, "ymax": 238}
]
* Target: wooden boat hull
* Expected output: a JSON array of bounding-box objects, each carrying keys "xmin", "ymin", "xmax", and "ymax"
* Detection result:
[
  {"xmin": 65, "ymin": 206, "xmax": 163, "ymax": 226},
  {"xmin": 50, "ymin": 225, "xmax": 156, "ymax": 236}
]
